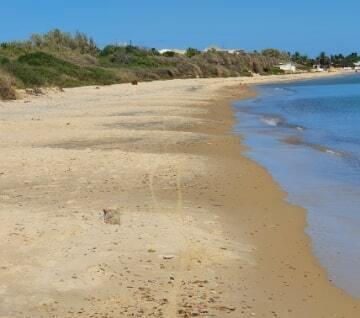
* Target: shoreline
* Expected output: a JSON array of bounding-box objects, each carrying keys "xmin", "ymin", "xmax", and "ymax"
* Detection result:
[
  {"xmin": 0, "ymin": 72, "xmax": 359, "ymax": 317},
  {"xmin": 233, "ymin": 77, "xmax": 360, "ymax": 299},
  {"xmin": 204, "ymin": 81, "xmax": 360, "ymax": 317}
]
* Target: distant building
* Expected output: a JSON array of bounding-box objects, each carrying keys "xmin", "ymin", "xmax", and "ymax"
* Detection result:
[
  {"xmin": 354, "ymin": 61, "xmax": 360, "ymax": 71},
  {"xmin": 159, "ymin": 49, "xmax": 186, "ymax": 55},
  {"xmin": 278, "ymin": 62, "xmax": 296, "ymax": 73},
  {"xmin": 203, "ymin": 46, "xmax": 243, "ymax": 54},
  {"xmin": 313, "ymin": 64, "xmax": 325, "ymax": 72}
]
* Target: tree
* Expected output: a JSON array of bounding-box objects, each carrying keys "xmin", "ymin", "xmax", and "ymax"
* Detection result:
[
  {"xmin": 317, "ymin": 52, "xmax": 331, "ymax": 68},
  {"xmin": 186, "ymin": 47, "xmax": 201, "ymax": 58},
  {"xmin": 290, "ymin": 51, "xmax": 314, "ymax": 67},
  {"xmin": 261, "ymin": 48, "xmax": 290, "ymax": 61}
]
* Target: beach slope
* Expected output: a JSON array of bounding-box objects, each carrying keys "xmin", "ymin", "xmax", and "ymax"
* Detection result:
[{"xmin": 0, "ymin": 73, "xmax": 359, "ymax": 317}]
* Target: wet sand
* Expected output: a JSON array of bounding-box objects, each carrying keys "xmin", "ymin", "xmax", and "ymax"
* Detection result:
[{"xmin": 0, "ymin": 73, "xmax": 359, "ymax": 317}]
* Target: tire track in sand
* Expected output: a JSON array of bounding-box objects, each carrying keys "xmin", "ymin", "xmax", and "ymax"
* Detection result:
[{"xmin": 146, "ymin": 122, "xmax": 191, "ymax": 317}]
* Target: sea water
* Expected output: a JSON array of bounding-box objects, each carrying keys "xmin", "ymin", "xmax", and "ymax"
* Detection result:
[{"xmin": 234, "ymin": 74, "xmax": 360, "ymax": 297}]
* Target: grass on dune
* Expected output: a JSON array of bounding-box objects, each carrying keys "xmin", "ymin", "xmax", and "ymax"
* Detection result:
[{"xmin": 0, "ymin": 52, "xmax": 119, "ymax": 88}]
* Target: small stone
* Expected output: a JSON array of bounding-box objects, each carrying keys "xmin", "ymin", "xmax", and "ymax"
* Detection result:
[
  {"xmin": 103, "ymin": 208, "xmax": 121, "ymax": 225},
  {"xmin": 162, "ymin": 255, "xmax": 175, "ymax": 260}
]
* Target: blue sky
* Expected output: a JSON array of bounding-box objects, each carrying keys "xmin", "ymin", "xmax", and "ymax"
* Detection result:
[{"xmin": 1, "ymin": 0, "xmax": 359, "ymax": 56}]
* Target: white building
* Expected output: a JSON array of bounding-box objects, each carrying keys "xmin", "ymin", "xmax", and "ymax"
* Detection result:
[
  {"xmin": 278, "ymin": 63, "xmax": 296, "ymax": 73},
  {"xmin": 354, "ymin": 62, "xmax": 360, "ymax": 71},
  {"xmin": 313, "ymin": 64, "xmax": 325, "ymax": 72},
  {"xmin": 159, "ymin": 49, "xmax": 186, "ymax": 55}
]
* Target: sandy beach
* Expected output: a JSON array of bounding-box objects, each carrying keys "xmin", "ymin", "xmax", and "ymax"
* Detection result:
[{"xmin": 0, "ymin": 72, "xmax": 359, "ymax": 317}]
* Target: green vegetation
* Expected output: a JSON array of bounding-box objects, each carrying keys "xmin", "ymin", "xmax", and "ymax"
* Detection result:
[
  {"xmin": 263, "ymin": 66, "xmax": 285, "ymax": 75},
  {"xmin": 161, "ymin": 51, "xmax": 176, "ymax": 57},
  {"xmin": 329, "ymin": 53, "xmax": 359, "ymax": 68},
  {"xmin": 290, "ymin": 51, "xmax": 360, "ymax": 69},
  {"xmin": 0, "ymin": 29, "xmax": 98, "ymax": 56},
  {"xmin": 0, "ymin": 51, "xmax": 118, "ymax": 88},
  {"xmin": 261, "ymin": 48, "xmax": 290, "ymax": 61},
  {"xmin": 99, "ymin": 45, "xmax": 165, "ymax": 68},
  {"xmin": 186, "ymin": 47, "xmax": 201, "ymax": 58},
  {"xmin": 0, "ymin": 30, "xmax": 292, "ymax": 98},
  {"xmin": 2, "ymin": 29, "xmax": 358, "ymax": 100},
  {"xmin": 0, "ymin": 31, "xmax": 289, "ymax": 99}
]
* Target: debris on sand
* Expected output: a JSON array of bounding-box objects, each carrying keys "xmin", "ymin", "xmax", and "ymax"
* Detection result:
[
  {"xmin": 103, "ymin": 208, "xmax": 121, "ymax": 225},
  {"xmin": 162, "ymin": 255, "xmax": 176, "ymax": 260}
]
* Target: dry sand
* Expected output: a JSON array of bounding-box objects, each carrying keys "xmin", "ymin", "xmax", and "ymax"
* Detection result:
[{"xmin": 0, "ymin": 72, "xmax": 359, "ymax": 317}]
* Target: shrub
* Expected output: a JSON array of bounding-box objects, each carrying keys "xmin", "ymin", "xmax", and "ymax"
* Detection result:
[
  {"xmin": 0, "ymin": 56, "xmax": 10, "ymax": 65},
  {"xmin": 30, "ymin": 29, "xmax": 98, "ymax": 55},
  {"xmin": 239, "ymin": 70, "xmax": 253, "ymax": 77},
  {"xmin": 263, "ymin": 66, "xmax": 285, "ymax": 75},
  {"xmin": 0, "ymin": 77, "xmax": 16, "ymax": 100},
  {"xmin": 18, "ymin": 51, "xmax": 73, "ymax": 67},
  {"xmin": 0, "ymin": 29, "xmax": 289, "ymax": 88},
  {"xmin": 100, "ymin": 45, "xmax": 124, "ymax": 57},
  {"xmin": 100, "ymin": 45, "xmax": 159, "ymax": 58},
  {"xmin": 2, "ymin": 52, "xmax": 119, "ymax": 87},
  {"xmin": 0, "ymin": 42, "xmax": 30, "ymax": 57},
  {"xmin": 261, "ymin": 48, "xmax": 290, "ymax": 61},
  {"xmin": 99, "ymin": 45, "xmax": 165, "ymax": 68},
  {"xmin": 162, "ymin": 51, "xmax": 176, "ymax": 57},
  {"xmin": 186, "ymin": 47, "xmax": 201, "ymax": 58}
]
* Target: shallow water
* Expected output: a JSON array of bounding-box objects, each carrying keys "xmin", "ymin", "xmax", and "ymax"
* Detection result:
[{"xmin": 234, "ymin": 74, "xmax": 360, "ymax": 297}]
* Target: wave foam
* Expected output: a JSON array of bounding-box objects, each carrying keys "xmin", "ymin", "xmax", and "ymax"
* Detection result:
[{"xmin": 260, "ymin": 116, "xmax": 283, "ymax": 127}]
